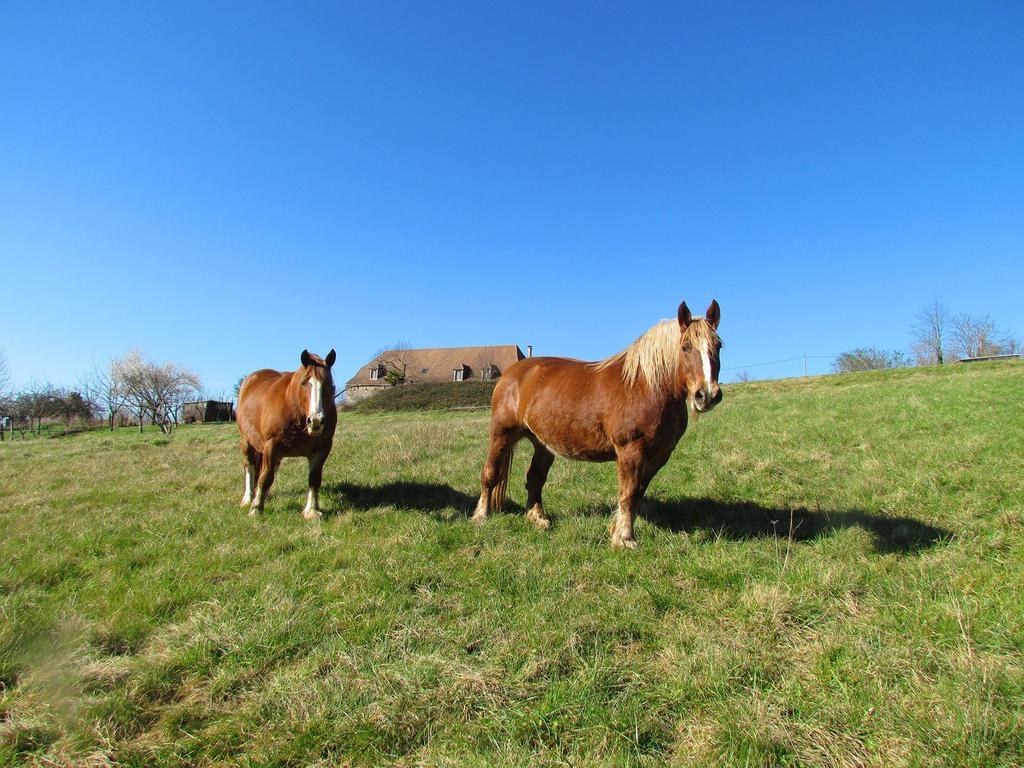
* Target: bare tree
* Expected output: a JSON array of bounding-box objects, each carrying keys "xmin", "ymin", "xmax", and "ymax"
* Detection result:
[
  {"xmin": 0, "ymin": 349, "xmax": 11, "ymax": 404},
  {"xmin": 82, "ymin": 357, "xmax": 131, "ymax": 432},
  {"xmin": 121, "ymin": 349, "xmax": 202, "ymax": 434},
  {"xmin": 9, "ymin": 394, "xmax": 32, "ymax": 438},
  {"xmin": 374, "ymin": 341, "xmax": 416, "ymax": 386},
  {"xmin": 733, "ymin": 370, "xmax": 755, "ymax": 383},
  {"xmin": 15, "ymin": 381, "xmax": 60, "ymax": 435},
  {"xmin": 0, "ymin": 350, "xmax": 11, "ymax": 439},
  {"xmin": 833, "ymin": 348, "xmax": 909, "ymax": 373},
  {"xmin": 949, "ymin": 314, "xmax": 1013, "ymax": 360},
  {"xmin": 911, "ymin": 299, "xmax": 949, "ymax": 366}
]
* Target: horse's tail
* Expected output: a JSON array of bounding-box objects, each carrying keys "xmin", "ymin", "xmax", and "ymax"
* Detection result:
[{"xmin": 489, "ymin": 443, "xmax": 515, "ymax": 513}]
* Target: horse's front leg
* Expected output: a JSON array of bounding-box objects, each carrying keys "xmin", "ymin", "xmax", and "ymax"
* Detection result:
[
  {"xmin": 610, "ymin": 442, "xmax": 647, "ymax": 549},
  {"xmin": 303, "ymin": 446, "xmax": 331, "ymax": 520},
  {"xmin": 250, "ymin": 440, "xmax": 279, "ymax": 516},
  {"xmin": 240, "ymin": 443, "xmax": 259, "ymax": 507}
]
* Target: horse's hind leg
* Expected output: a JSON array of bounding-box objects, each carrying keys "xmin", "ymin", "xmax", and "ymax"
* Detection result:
[
  {"xmin": 524, "ymin": 440, "xmax": 554, "ymax": 529},
  {"xmin": 472, "ymin": 428, "xmax": 519, "ymax": 524},
  {"xmin": 240, "ymin": 441, "xmax": 259, "ymax": 507},
  {"xmin": 303, "ymin": 446, "xmax": 330, "ymax": 521}
]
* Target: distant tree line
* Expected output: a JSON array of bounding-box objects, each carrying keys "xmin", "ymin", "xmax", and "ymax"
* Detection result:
[
  {"xmin": 832, "ymin": 300, "xmax": 1019, "ymax": 374},
  {"xmin": 0, "ymin": 348, "xmax": 204, "ymax": 438}
]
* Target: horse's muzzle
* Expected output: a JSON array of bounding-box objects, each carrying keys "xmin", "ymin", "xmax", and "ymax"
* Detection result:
[
  {"xmin": 694, "ymin": 386, "xmax": 723, "ymax": 412},
  {"xmin": 307, "ymin": 415, "xmax": 325, "ymax": 435}
]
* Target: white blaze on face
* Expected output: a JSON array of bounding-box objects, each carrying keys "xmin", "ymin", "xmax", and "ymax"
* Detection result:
[
  {"xmin": 308, "ymin": 376, "xmax": 324, "ymax": 426},
  {"xmin": 699, "ymin": 338, "xmax": 713, "ymax": 400}
]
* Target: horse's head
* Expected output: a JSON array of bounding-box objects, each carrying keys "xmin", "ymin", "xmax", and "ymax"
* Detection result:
[
  {"xmin": 299, "ymin": 348, "xmax": 336, "ymax": 436},
  {"xmin": 678, "ymin": 299, "xmax": 722, "ymax": 414}
]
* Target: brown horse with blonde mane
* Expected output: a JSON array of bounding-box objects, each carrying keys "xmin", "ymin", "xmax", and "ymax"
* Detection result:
[
  {"xmin": 237, "ymin": 349, "xmax": 337, "ymax": 519},
  {"xmin": 472, "ymin": 300, "xmax": 722, "ymax": 548}
]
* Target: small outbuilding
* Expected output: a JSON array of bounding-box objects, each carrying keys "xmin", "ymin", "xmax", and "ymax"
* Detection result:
[
  {"xmin": 182, "ymin": 400, "xmax": 235, "ymax": 423},
  {"xmin": 955, "ymin": 354, "xmax": 1021, "ymax": 364}
]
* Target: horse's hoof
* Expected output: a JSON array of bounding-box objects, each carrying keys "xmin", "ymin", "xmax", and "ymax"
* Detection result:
[
  {"xmin": 248, "ymin": 507, "xmax": 261, "ymax": 517},
  {"xmin": 240, "ymin": 499, "xmax": 251, "ymax": 508},
  {"xmin": 525, "ymin": 505, "xmax": 551, "ymax": 530},
  {"xmin": 303, "ymin": 509, "xmax": 323, "ymax": 521},
  {"xmin": 470, "ymin": 513, "xmax": 487, "ymax": 526},
  {"xmin": 611, "ymin": 537, "xmax": 638, "ymax": 550}
]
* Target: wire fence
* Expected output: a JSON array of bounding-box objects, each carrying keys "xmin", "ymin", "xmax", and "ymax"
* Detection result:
[{"xmin": 721, "ymin": 354, "xmax": 837, "ymax": 373}]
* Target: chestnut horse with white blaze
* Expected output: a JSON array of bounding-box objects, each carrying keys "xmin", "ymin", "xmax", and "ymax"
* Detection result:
[
  {"xmin": 237, "ymin": 349, "xmax": 337, "ymax": 519},
  {"xmin": 473, "ymin": 300, "xmax": 722, "ymax": 549}
]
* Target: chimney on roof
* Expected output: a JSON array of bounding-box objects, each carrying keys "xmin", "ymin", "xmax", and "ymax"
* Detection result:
[{"xmin": 527, "ymin": 345, "xmax": 533, "ymax": 358}]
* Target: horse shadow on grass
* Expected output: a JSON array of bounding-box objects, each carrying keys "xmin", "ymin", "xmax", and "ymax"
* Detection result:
[
  {"xmin": 327, "ymin": 481, "xmax": 523, "ymax": 521},
  {"xmin": 632, "ymin": 497, "xmax": 951, "ymax": 555},
  {"xmin": 327, "ymin": 482, "xmax": 949, "ymax": 554}
]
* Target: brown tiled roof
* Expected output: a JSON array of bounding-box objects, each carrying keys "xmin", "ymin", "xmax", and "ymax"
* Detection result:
[{"xmin": 344, "ymin": 345, "xmax": 525, "ymax": 390}]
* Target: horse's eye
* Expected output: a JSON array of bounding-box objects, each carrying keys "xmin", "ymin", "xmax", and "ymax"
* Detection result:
[{"xmin": 682, "ymin": 344, "xmax": 692, "ymax": 353}]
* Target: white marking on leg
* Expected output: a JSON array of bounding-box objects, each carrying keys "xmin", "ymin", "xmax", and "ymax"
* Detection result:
[
  {"xmin": 526, "ymin": 503, "xmax": 551, "ymax": 529},
  {"xmin": 472, "ymin": 493, "xmax": 488, "ymax": 522},
  {"xmin": 303, "ymin": 487, "xmax": 321, "ymax": 519},
  {"xmin": 242, "ymin": 467, "xmax": 252, "ymax": 505}
]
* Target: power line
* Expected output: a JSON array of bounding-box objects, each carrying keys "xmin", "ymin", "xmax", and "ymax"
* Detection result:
[{"xmin": 722, "ymin": 354, "xmax": 836, "ymax": 372}]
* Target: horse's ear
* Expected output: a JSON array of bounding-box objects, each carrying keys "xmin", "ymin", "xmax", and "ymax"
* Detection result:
[
  {"xmin": 325, "ymin": 349, "xmax": 336, "ymax": 367},
  {"xmin": 678, "ymin": 301, "xmax": 692, "ymax": 329},
  {"xmin": 301, "ymin": 349, "xmax": 311, "ymax": 367},
  {"xmin": 706, "ymin": 299, "xmax": 720, "ymax": 330}
]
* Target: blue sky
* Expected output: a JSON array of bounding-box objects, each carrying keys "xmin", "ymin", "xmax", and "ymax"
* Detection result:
[{"xmin": 2, "ymin": 2, "xmax": 1021, "ymax": 394}]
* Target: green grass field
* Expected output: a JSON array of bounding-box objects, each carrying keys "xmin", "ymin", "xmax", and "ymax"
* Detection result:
[{"xmin": 2, "ymin": 361, "xmax": 1023, "ymax": 767}]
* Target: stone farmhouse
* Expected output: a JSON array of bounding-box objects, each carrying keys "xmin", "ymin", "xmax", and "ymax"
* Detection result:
[{"xmin": 344, "ymin": 345, "xmax": 528, "ymax": 402}]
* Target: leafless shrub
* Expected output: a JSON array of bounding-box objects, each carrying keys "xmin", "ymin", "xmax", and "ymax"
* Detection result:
[{"xmin": 833, "ymin": 348, "xmax": 909, "ymax": 373}]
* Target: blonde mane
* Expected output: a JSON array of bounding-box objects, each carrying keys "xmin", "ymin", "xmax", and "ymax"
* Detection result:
[{"xmin": 591, "ymin": 318, "xmax": 720, "ymax": 391}]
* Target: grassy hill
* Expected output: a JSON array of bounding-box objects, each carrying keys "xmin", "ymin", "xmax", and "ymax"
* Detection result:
[
  {"xmin": 1, "ymin": 361, "xmax": 1022, "ymax": 766},
  {"xmin": 348, "ymin": 380, "xmax": 497, "ymax": 413}
]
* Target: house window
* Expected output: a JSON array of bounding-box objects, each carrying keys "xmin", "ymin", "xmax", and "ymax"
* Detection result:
[
  {"xmin": 453, "ymin": 368, "xmax": 465, "ymax": 381},
  {"xmin": 369, "ymin": 365, "xmax": 384, "ymax": 380}
]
